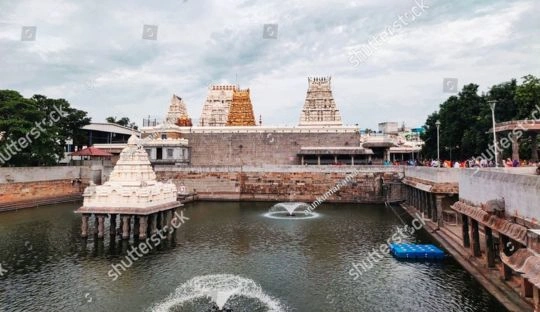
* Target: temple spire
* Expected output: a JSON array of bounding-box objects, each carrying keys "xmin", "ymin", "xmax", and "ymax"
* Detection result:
[{"xmin": 299, "ymin": 76, "xmax": 342, "ymax": 126}]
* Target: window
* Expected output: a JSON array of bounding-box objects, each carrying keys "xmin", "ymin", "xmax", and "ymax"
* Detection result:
[
  {"xmin": 161, "ymin": 134, "xmax": 167, "ymax": 139},
  {"xmin": 156, "ymin": 148, "xmax": 162, "ymax": 160},
  {"xmin": 167, "ymin": 149, "xmax": 173, "ymax": 158}
]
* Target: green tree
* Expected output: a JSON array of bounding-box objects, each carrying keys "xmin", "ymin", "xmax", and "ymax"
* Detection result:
[
  {"xmin": 106, "ymin": 116, "xmax": 138, "ymax": 130},
  {"xmin": 0, "ymin": 90, "xmax": 91, "ymax": 166},
  {"xmin": 421, "ymin": 75, "xmax": 540, "ymax": 162},
  {"xmin": 420, "ymin": 112, "xmax": 439, "ymax": 160},
  {"xmin": 515, "ymin": 75, "xmax": 540, "ymax": 161}
]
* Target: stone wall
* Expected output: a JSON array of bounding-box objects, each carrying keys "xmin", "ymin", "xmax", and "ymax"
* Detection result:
[
  {"xmin": 156, "ymin": 165, "xmax": 403, "ymax": 203},
  {"xmin": 0, "ymin": 166, "xmax": 82, "ymax": 184},
  {"xmin": 459, "ymin": 169, "xmax": 540, "ymax": 226},
  {"xmin": 183, "ymin": 131, "xmax": 361, "ymax": 166},
  {"xmin": 0, "ymin": 166, "xmax": 96, "ymax": 210},
  {"xmin": 0, "ymin": 180, "xmax": 83, "ymax": 206}
]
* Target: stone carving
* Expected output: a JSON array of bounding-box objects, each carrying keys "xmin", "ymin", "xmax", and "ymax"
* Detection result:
[
  {"xmin": 199, "ymin": 85, "xmax": 237, "ymax": 126},
  {"xmin": 299, "ymin": 76, "xmax": 342, "ymax": 126},
  {"xmin": 227, "ymin": 89, "xmax": 256, "ymax": 126},
  {"xmin": 80, "ymin": 135, "xmax": 178, "ymax": 212},
  {"xmin": 482, "ymin": 198, "xmax": 505, "ymax": 217},
  {"xmin": 166, "ymin": 94, "xmax": 191, "ymax": 126}
]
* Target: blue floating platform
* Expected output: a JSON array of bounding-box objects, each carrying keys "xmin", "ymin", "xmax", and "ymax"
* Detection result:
[{"xmin": 389, "ymin": 243, "xmax": 445, "ymax": 260}]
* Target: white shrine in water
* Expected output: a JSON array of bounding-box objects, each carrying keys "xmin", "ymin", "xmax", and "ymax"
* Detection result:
[{"xmin": 76, "ymin": 135, "xmax": 181, "ymax": 239}]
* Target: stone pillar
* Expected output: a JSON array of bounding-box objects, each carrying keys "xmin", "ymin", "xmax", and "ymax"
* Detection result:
[
  {"xmin": 133, "ymin": 216, "xmax": 140, "ymax": 239},
  {"xmin": 163, "ymin": 210, "xmax": 171, "ymax": 228},
  {"xmin": 334, "ymin": 155, "xmax": 338, "ymax": 164},
  {"xmin": 119, "ymin": 217, "xmax": 124, "ymax": 236},
  {"xmin": 81, "ymin": 214, "xmax": 89, "ymax": 238},
  {"xmin": 428, "ymin": 193, "xmax": 434, "ymax": 221},
  {"xmin": 301, "ymin": 156, "xmax": 304, "ymax": 165},
  {"xmin": 351, "ymin": 156, "xmax": 354, "ymax": 166},
  {"xmin": 435, "ymin": 195, "xmax": 444, "ymax": 227},
  {"xmin": 122, "ymin": 215, "xmax": 130, "ymax": 240},
  {"xmin": 461, "ymin": 214, "xmax": 470, "ymax": 248},
  {"xmin": 139, "ymin": 216, "xmax": 148, "ymax": 240},
  {"xmin": 317, "ymin": 156, "xmax": 321, "ymax": 165},
  {"xmin": 533, "ymin": 286, "xmax": 539, "ymax": 312},
  {"xmin": 157, "ymin": 212, "xmax": 163, "ymax": 230},
  {"xmin": 418, "ymin": 190, "xmax": 424, "ymax": 213},
  {"xmin": 93, "ymin": 215, "xmax": 99, "ymax": 236},
  {"xmin": 422, "ymin": 191, "xmax": 428, "ymax": 215},
  {"xmin": 510, "ymin": 133, "xmax": 520, "ymax": 162},
  {"xmin": 470, "ymin": 219, "xmax": 481, "ymax": 257},
  {"xmin": 97, "ymin": 215, "xmax": 105, "ymax": 239},
  {"xmin": 110, "ymin": 214, "xmax": 117, "ymax": 236},
  {"xmin": 499, "ymin": 234, "xmax": 513, "ymax": 280},
  {"xmin": 485, "ymin": 226, "xmax": 495, "ymax": 268},
  {"xmin": 522, "ymin": 278, "xmax": 534, "ymax": 298},
  {"xmin": 150, "ymin": 214, "xmax": 157, "ymax": 236},
  {"xmin": 416, "ymin": 189, "xmax": 423, "ymax": 211}
]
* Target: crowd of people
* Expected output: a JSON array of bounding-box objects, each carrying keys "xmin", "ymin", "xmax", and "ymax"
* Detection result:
[{"xmin": 385, "ymin": 158, "xmax": 540, "ymax": 173}]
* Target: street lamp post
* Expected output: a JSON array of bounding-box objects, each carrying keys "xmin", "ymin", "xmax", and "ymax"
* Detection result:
[
  {"xmin": 488, "ymin": 100, "xmax": 498, "ymax": 167},
  {"xmin": 435, "ymin": 120, "xmax": 441, "ymax": 167}
]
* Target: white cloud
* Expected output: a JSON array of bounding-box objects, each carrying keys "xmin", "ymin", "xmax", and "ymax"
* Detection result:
[{"xmin": 0, "ymin": 0, "xmax": 538, "ymax": 129}]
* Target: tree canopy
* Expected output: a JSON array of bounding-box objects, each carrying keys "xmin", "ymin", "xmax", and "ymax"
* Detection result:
[
  {"xmin": 421, "ymin": 75, "xmax": 540, "ymax": 162},
  {"xmin": 0, "ymin": 90, "xmax": 91, "ymax": 166},
  {"xmin": 106, "ymin": 116, "xmax": 138, "ymax": 130}
]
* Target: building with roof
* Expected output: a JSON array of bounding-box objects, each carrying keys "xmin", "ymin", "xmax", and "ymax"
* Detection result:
[{"xmin": 81, "ymin": 123, "xmax": 139, "ymax": 146}]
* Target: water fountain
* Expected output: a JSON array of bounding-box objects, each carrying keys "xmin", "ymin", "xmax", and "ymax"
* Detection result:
[
  {"xmin": 151, "ymin": 274, "xmax": 285, "ymax": 312},
  {"xmin": 264, "ymin": 202, "xmax": 320, "ymax": 220}
]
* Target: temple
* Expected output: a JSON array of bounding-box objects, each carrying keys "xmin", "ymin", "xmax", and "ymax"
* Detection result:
[
  {"xmin": 166, "ymin": 94, "xmax": 192, "ymax": 126},
  {"xmin": 76, "ymin": 135, "xmax": 182, "ymax": 239},
  {"xmin": 298, "ymin": 77, "xmax": 342, "ymax": 127},
  {"xmin": 227, "ymin": 89, "xmax": 256, "ymax": 126},
  {"xmin": 199, "ymin": 84, "xmax": 237, "ymax": 126}
]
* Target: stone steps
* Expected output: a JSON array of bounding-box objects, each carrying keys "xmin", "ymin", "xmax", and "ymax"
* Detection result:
[{"xmin": 0, "ymin": 194, "xmax": 82, "ymax": 212}]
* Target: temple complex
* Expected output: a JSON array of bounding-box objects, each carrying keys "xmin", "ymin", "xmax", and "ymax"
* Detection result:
[
  {"xmin": 299, "ymin": 77, "xmax": 342, "ymax": 127},
  {"xmin": 227, "ymin": 89, "xmax": 256, "ymax": 126},
  {"xmin": 199, "ymin": 84, "xmax": 237, "ymax": 126},
  {"xmin": 76, "ymin": 135, "xmax": 181, "ymax": 240}
]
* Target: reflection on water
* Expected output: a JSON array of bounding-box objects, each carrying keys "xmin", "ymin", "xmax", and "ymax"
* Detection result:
[{"xmin": 0, "ymin": 201, "xmax": 507, "ymax": 311}]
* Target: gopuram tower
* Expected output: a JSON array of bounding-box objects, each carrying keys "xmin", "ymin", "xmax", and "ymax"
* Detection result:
[
  {"xmin": 166, "ymin": 94, "xmax": 192, "ymax": 127},
  {"xmin": 227, "ymin": 89, "xmax": 256, "ymax": 126},
  {"xmin": 298, "ymin": 76, "xmax": 343, "ymax": 126},
  {"xmin": 198, "ymin": 84, "xmax": 237, "ymax": 126}
]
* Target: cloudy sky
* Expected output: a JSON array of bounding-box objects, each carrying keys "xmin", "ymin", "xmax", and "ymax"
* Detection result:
[{"xmin": 1, "ymin": 0, "xmax": 539, "ymax": 129}]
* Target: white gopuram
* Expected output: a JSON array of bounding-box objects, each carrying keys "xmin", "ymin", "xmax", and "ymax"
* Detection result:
[
  {"xmin": 198, "ymin": 84, "xmax": 237, "ymax": 126},
  {"xmin": 298, "ymin": 77, "xmax": 343, "ymax": 127},
  {"xmin": 166, "ymin": 94, "xmax": 190, "ymax": 125}
]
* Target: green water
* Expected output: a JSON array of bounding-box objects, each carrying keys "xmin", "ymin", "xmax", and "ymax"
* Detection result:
[{"xmin": 0, "ymin": 201, "xmax": 507, "ymax": 311}]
